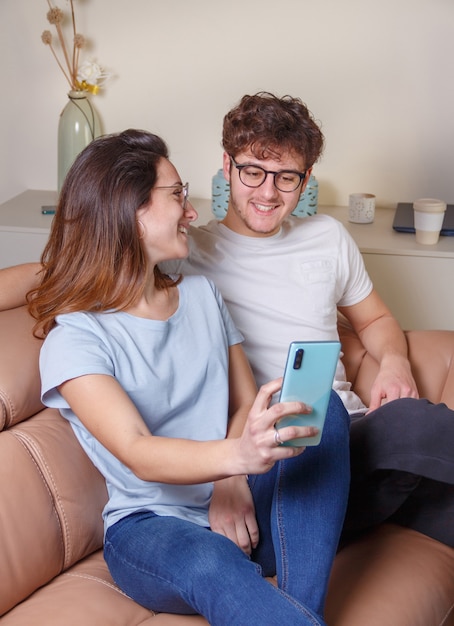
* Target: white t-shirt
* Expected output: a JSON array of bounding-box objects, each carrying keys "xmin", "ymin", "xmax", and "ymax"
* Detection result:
[
  {"xmin": 163, "ymin": 215, "xmax": 373, "ymax": 412},
  {"xmin": 40, "ymin": 275, "xmax": 243, "ymax": 533}
]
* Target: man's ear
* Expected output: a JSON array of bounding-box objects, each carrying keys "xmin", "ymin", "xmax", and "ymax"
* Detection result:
[
  {"xmin": 299, "ymin": 167, "xmax": 313, "ymax": 197},
  {"xmin": 222, "ymin": 152, "xmax": 231, "ymax": 180}
]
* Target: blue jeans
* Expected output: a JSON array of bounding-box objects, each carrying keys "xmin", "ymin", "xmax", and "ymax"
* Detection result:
[{"xmin": 104, "ymin": 391, "xmax": 350, "ymax": 626}]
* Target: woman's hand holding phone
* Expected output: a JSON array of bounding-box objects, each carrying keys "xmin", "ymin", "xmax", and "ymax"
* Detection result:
[{"xmin": 232, "ymin": 378, "xmax": 317, "ymax": 476}]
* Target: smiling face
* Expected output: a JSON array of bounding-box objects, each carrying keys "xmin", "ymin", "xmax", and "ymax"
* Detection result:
[
  {"xmin": 221, "ymin": 149, "xmax": 311, "ymax": 237},
  {"xmin": 135, "ymin": 158, "xmax": 197, "ymax": 266}
]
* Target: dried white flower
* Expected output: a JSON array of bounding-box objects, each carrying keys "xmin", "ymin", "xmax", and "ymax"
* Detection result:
[{"xmin": 77, "ymin": 60, "xmax": 106, "ymax": 86}]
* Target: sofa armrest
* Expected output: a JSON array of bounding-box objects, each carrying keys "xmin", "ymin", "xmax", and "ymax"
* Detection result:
[
  {"xmin": 338, "ymin": 316, "xmax": 454, "ymax": 409},
  {"xmin": 406, "ymin": 329, "xmax": 454, "ymax": 408}
]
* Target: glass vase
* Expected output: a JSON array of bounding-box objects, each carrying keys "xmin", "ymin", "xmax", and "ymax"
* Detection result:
[{"xmin": 58, "ymin": 90, "xmax": 101, "ymax": 191}]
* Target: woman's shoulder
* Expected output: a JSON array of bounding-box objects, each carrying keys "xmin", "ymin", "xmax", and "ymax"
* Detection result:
[
  {"xmin": 51, "ymin": 310, "xmax": 119, "ymax": 339},
  {"xmin": 54, "ymin": 310, "xmax": 101, "ymax": 326},
  {"xmin": 180, "ymin": 274, "xmax": 221, "ymax": 305},
  {"xmin": 181, "ymin": 273, "xmax": 216, "ymax": 291},
  {"xmin": 181, "ymin": 274, "xmax": 228, "ymax": 312}
]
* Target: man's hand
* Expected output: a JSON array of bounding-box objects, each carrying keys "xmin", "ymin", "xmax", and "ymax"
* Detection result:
[
  {"xmin": 368, "ymin": 354, "xmax": 419, "ymax": 412},
  {"xmin": 209, "ymin": 475, "xmax": 259, "ymax": 555}
]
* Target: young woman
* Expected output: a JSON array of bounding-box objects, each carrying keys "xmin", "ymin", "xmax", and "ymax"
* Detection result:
[{"xmin": 29, "ymin": 129, "xmax": 350, "ymax": 626}]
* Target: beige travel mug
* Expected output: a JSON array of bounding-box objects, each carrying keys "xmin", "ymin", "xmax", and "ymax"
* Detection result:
[{"xmin": 413, "ymin": 198, "xmax": 446, "ymax": 245}]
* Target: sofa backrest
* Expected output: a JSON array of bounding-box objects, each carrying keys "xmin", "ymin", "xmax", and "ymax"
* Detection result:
[{"xmin": 0, "ymin": 306, "xmax": 43, "ymax": 431}]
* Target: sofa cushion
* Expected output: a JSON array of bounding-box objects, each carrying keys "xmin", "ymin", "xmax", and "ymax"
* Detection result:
[
  {"xmin": 1, "ymin": 550, "xmax": 209, "ymax": 626},
  {"xmin": 0, "ymin": 306, "xmax": 43, "ymax": 431},
  {"xmin": 325, "ymin": 523, "xmax": 454, "ymax": 626},
  {"xmin": 1, "ymin": 552, "xmax": 155, "ymax": 626}
]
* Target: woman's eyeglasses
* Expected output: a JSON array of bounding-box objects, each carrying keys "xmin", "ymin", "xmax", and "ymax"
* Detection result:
[{"xmin": 154, "ymin": 182, "xmax": 189, "ymax": 210}]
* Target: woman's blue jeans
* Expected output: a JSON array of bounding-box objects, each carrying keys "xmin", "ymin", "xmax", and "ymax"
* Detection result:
[{"xmin": 104, "ymin": 391, "xmax": 350, "ymax": 626}]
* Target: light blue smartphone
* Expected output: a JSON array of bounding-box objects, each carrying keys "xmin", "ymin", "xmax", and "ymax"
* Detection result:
[{"xmin": 276, "ymin": 340, "xmax": 341, "ymax": 446}]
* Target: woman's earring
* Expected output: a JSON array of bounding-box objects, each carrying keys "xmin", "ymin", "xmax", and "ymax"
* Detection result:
[{"xmin": 137, "ymin": 220, "xmax": 145, "ymax": 239}]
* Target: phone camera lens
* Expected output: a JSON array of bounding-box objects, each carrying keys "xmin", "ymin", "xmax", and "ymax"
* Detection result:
[{"xmin": 293, "ymin": 348, "xmax": 304, "ymax": 369}]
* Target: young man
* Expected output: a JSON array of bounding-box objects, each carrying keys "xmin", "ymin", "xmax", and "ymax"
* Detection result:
[{"xmin": 168, "ymin": 92, "xmax": 454, "ymax": 549}]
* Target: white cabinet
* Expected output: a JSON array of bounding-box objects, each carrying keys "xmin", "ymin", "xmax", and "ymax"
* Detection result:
[
  {"xmin": 0, "ymin": 190, "xmax": 57, "ymax": 268},
  {"xmin": 1, "ymin": 192, "xmax": 453, "ymax": 330},
  {"xmin": 319, "ymin": 206, "xmax": 454, "ymax": 331}
]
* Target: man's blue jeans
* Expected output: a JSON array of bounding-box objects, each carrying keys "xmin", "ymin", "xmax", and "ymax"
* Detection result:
[{"xmin": 104, "ymin": 391, "xmax": 350, "ymax": 625}]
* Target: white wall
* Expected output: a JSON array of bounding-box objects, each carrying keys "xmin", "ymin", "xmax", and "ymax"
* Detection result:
[{"xmin": 1, "ymin": 0, "xmax": 454, "ymax": 208}]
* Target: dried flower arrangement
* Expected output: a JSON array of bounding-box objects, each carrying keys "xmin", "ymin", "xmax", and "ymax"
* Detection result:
[{"xmin": 41, "ymin": 0, "xmax": 108, "ymax": 94}]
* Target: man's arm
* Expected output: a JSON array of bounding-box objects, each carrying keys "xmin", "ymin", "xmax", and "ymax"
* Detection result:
[
  {"xmin": 339, "ymin": 288, "xmax": 419, "ymax": 412},
  {"xmin": 0, "ymin": 263, "xmax": 41, "ymax": 310}
]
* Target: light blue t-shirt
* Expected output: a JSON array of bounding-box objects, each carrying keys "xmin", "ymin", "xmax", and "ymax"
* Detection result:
[{"xmin": 40, "ymin": 275, "xmax": 243, "ymax": 533}]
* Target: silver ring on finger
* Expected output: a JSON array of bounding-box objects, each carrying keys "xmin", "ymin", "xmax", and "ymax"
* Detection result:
[{"xmin": 274, "ymin": 428, "xmax": 284, "ymax": 447}]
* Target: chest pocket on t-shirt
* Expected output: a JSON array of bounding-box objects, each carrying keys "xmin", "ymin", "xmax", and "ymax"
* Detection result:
[
  {"xmin": 300, "ymin": 258, "xmax": 334, "ymax": 282},
  {"xmin": 298, "ymin": 258, "xmax": 336, "ymax": 317}
]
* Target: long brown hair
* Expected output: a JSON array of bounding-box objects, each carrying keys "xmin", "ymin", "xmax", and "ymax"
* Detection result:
[{"xmin": 28, "ymin": 129, "xmax": 180, "ymax": 336}]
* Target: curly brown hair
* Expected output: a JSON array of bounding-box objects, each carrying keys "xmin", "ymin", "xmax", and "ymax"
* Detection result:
[
  {"xmin": 222, "ymin": 92, "xmax": 324, "ymax": 168},
  {"xmin": 28, "ymin": 129, "xmax": 181, "ymax": 337}
]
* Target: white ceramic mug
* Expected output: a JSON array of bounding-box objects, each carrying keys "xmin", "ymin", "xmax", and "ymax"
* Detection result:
[
  {"xmin": 413, "ymin": 198, "xmax": 446, "ymax": 244},
  {"xmin": 348, "ymin": 193, "xmax": 376, "ymax": 224}
]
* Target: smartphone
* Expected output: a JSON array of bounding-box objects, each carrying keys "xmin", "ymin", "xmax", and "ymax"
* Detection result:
[{"xmin": 276, "ymin": 340, "xmax": 341, "ymax": 446}]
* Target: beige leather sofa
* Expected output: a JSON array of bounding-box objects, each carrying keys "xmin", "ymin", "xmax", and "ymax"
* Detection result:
[{"xmin": 1, "ymin": 303, "xmax": 453, "ymax": 626}]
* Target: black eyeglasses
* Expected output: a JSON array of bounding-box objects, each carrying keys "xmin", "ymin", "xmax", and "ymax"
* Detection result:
[
  {"xmin": 153, "ymin": 182, "xmax": 189, "ymax": 210},
  {"xmin": 230, "ymin": 157, "xmax": 306, "ymax": 193}
]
